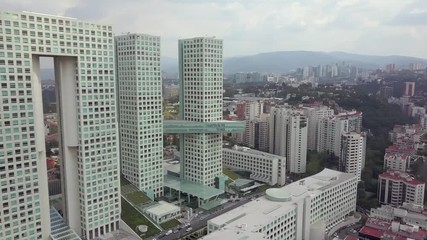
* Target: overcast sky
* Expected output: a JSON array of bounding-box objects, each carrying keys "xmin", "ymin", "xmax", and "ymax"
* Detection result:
[{"xmin": 4, "ymin": 0, "xmax": 427, "ymax": 59}]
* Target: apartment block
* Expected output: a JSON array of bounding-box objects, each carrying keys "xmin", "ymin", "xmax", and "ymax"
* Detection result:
[
  {"xmin": 384, "ymin": 152, "xmax": 411, "ymax": 172},
  {"xmin": 303, "ymin": 105, "xmax": 334, "ymax": 151},
  {"xmin": 378, "ymin": 171, "xmax": 425, "ymax": 207},
  {"xmin": 244, "ymin": 113, "xmax": 269, "ymax": 151},
  {"xmin": 317, "ymin": 110, "xmax": 362, "ymax": 157},
  {"xmin": 223, "ymin": 145, "xmax": 286, "ymax": 186},
  {"xmin": 340, "ymin": 132, "xmax": 366, "ymax": 181},
  {"xmin": 269, "ymin": 106, "xmax": 308, "ymax": 174},
  {"xmin": 244, "ymin": 100, "xmax": 263, "ymax": 120}
]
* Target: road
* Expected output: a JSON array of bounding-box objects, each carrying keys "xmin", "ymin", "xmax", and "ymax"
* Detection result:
[
  {"xmin": 334, "ymin": 223, "xmax": 362, "ymax": 240},
  {"xmin": 149, "ymin": 198, "xmax": 252, "ymax": 240}
]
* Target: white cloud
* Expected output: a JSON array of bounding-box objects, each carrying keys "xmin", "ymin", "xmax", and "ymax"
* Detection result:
[{"xmin": 3, "ymin": 0, "xmax": 427, "ymax": 58}]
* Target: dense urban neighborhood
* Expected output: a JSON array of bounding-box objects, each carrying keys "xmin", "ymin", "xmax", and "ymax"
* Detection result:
[{"xmin": 2, "ymin": 5, "xmax": 427, "ymax": 240}]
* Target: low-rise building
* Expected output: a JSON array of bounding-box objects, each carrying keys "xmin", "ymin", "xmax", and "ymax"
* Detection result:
[
  {"xmin": 378, "ymin": 171, "xmax": 425, "ymax": 207},
  {"xmin": 203, "ymin": 169, "xmax": 358, "ymax": 240},
  {"xmin": 390, "ymin": 124, "xmax": 425, "ymax": 150},
  {"xmin": 223, "ymin": 145, "xmax": 286, "ymax": 186},
  {"xmin": 370, "ymin": 203, "xmax": 427, "ymax": 230},
  {"xmin": 358, "ymin": 217, "xmax": 427, "ymax": 240},
  {"xmin": 144, "ymin": 201, "xmax": 181, "ymax": 224}
]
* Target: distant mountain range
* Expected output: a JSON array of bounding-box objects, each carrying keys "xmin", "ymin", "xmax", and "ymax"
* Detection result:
[
  {"xmin": 40, "ymin": 51, "xmax": 427, "ymax": 80},
  {"xmin": 163, "ymin": 51, "xmax": 427, "ymax": 75}
]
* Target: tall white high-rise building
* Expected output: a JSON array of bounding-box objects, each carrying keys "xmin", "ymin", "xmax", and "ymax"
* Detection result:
[
  {"xmin": 340, "ymin": 132, "xmax": 366, "ymax": 181},
  {"xmin": 116, "ymin": 34, "xmax": 164, "ymax": 198},
  {"xmin": 244, "ymin": 113, "xmax": 269, "ymax": 151},
  {"xmin": 244, "ymin": 100, "xmax": 263, "ymax": 120},
  {"xmin": 178, "ymin": 37, "xmax": 223, "ymax": 186},
  {"xmin": 269, "ymin": 106, "xmax": 307, "ymax": 174},
  {"xmin": 304, "ymin": 105, "xmax": 334, "ymax": 151},
  {"xmin": 0, "ymin": 11, "xmax": 120, "ymax": 239},
  {"xmin": 317, "ymin": 110, "xmax": 362, "ymax": 156}
]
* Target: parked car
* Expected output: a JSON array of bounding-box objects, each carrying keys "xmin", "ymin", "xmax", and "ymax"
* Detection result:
[
  {"xmin": 165, "ymin": 230, "xmax": 173, "ymax": 236},
  {"xmin": 186, "ymin": 227, "xmax": 193, "ymax": 232}
]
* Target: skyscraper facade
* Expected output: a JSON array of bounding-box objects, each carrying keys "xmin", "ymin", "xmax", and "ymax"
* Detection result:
[
  {"xmin": 178, "ymin": 37, "xmax": 223, "ymax": 186},
  {"xmin": 0, "ymin": 11, "xmax": 120, "ymax": 239},
  {"xmin": 304, "ymin": 105, "xmax": 334, "ymax": 151},
  {"xmin": 317, "ymin": 111, "xmax": 362, "ymax": 157},
  {"xmin": 269, "ymin": 107, "xmax": 307, "ymax": 174},
  {"xmin": 404, "ymin": 81, "xmax": 415, "ymax": 97},
  {"xmin": 340, "ymin": 132, "xmax": 366, "ymax": 181},
  {"xmin": 116, "ymin": 33, "xmax": 164, "ymax": 197}
]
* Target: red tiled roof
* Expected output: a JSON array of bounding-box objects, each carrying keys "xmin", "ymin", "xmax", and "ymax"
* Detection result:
[
  {"xmin": 408, "ymin": 228, "xmax": 427, "ymax": 239},
  {"xmin": 359, "ymin": 226, "xmax": 383, "ymax": 238},
  {"xmin": 395, "ymin": 237, "xmax": 406, "ymax": 240},
  {"xmin": 386, "ymin": 145, "xmax": 415, "ymax": 154},
  {"xmin": 379, "ymin": 171, "xmax": 424, "ymax": 185},
  {"xmin": 344, "ymin": 235, "xmax": 359, "ymax": 240},
  {"xmin": 366, "ymin": 218, "xmax": 391, "ymax": 229}
]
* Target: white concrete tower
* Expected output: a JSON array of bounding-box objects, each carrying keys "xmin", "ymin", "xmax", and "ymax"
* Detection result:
[
  {"xmin": 116, "ymin": 34, "xmax": 164, "ymax": 198},
  {"xmin": 340, "ymin": 132, "xmax": 366, "ymax": 181},
  {"xmin": 0, "ymin": 11, "xmax": 120, "ymax": 239},
  {"xmin": 304, "ymin": 105, "xmax": 334, "ymax": 151},
  {"xmin": 269, "ymin": 107, "xmax": 308, "ymax": 174},
  {"xmin": 178, "ymin": 37, "xmax": 223, "ymax": 186}
]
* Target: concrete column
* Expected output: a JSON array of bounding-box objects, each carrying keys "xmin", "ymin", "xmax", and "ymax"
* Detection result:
[
  {"xmin": 54, "ymin": 57, "xmax": 81, "ymax": 234},
  {"xmin": 179, "ymin": 133, "xmax": 185, "ymax": 179},
  {"xmin": 32, "ymin": 56, "xmax": 51, "ymax": 239}
]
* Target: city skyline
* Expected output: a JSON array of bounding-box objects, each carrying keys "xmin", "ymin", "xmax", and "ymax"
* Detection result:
[
  {"xmin": 4, "ymin": 0, "xmax": 427, "ymax": 61},
  {"xmin": 1, "ymin": 6, "xmax": 427, "ymax": 240}
]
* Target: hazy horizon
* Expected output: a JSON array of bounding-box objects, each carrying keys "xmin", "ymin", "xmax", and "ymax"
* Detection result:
[{"xmin": 4, "ymin": 0, "xmax": 427, "ymax": 61}]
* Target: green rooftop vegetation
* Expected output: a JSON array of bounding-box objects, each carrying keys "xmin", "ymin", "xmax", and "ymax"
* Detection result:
[
  {"xmin": 223, "ymin": 167, "xmax": 241, "ymax": 181},
  {"xmin": 120, "ymin": 175, "xmax": 132, "ymax": 186},
  {"xmin": 160, "ymin": 218, "xmax": 181, "ymax": 229},
  {"xmin": 126, "ymin": 191, "xmax": 151, "ymax": 205},
  {"xmin": 121, "ymin": 197, "xmax": 160, "ymax": 238}
]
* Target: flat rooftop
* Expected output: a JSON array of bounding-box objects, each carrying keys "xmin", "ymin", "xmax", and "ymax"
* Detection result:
[
  {"xmin": 224, "ymin": 146, "xmax": 286, "ymax": 160},
  {"xmin": 362, "ymin": 217, "xmax": 427, "ymax": 240},
  {"xmin": 201, "ymin": 227, "xmax": 267, "ymax": 240},
  {"xmin": 163, "ymin": 161, "xmax": 180, "ymax": 175},
  {"xmin": 164, "ymin": 175, "xmax": 224, "ymax": 200},
  {"xmin": 359, "ymin": 226, "xmax": 383, "ymax": 238},
  {"xmin": 206, "ymin": 169, "xmax": 355, "ymax": 238},
  {"xmin": 144, "ymin": 201, "xmax": 180, "ymax": 216},
  {"xmin": 379, "ymin": 171, "xmax": 424, "ymax": 185},
  {"xmin": 208, "ymin": 197, "xmax": 296, "ymax": 236}
]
